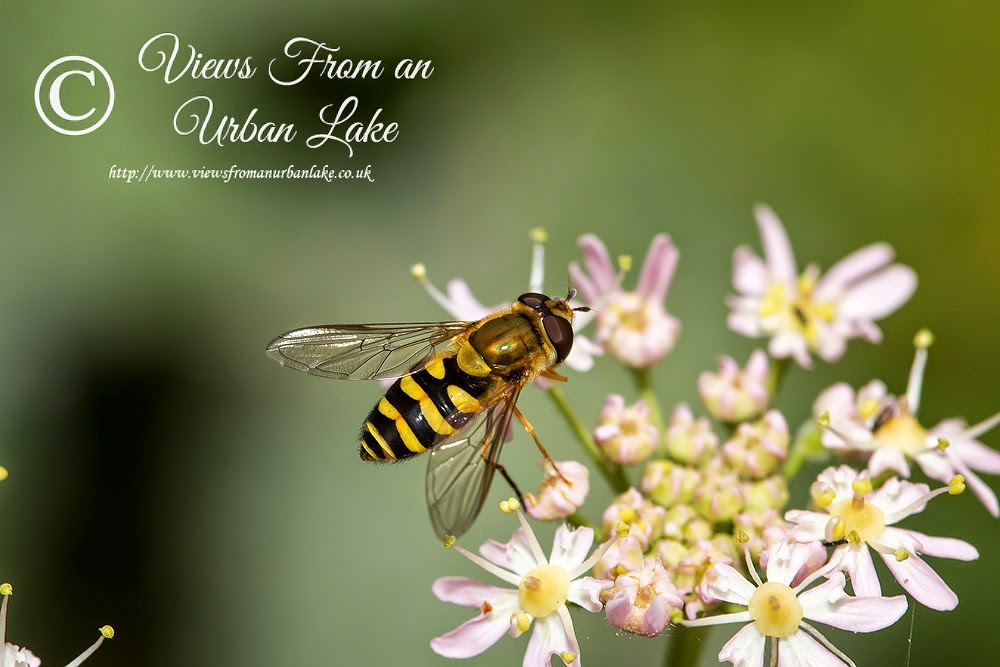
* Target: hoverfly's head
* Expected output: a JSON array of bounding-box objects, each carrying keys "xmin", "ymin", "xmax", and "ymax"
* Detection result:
[{"xmin": 517, "ymin": 290, "xmax": 588, "ymax": 363}]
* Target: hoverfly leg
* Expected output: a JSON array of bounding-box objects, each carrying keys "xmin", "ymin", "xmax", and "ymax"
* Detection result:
[
  {"xmin": 493, "ymin": 462, "xmax": 526, "ymax": 507},
  {"xmin": 512, "ymin": 406, "xmax": 571, "ymax": 485},
  {"xmin": 821, "ymin": 539, "xmax": 849, "ymax": 547},
  {"xmin": 539, "ymin": 368, "xmax": 568, "ymax": 382}
]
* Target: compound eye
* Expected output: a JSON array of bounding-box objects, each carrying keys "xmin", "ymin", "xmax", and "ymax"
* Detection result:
[
  {"xmin": 517, "ymin": 292, "xmax": 549, "ymax": 309},
  {"xmin": 542, "ymin": 315, "xmax": 574, "ymax": 363}
]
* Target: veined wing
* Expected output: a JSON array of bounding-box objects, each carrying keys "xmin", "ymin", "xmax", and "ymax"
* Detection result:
[
  {"xmin": 425, "ymin": 385, "xmax": 521, "ymax": 540},
  {"xmin": 265, "ymin": 322, "xmax": 469, "ymax": 381}
]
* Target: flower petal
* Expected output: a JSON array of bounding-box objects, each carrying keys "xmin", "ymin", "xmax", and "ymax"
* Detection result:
[
  {"xmin": 836, "ymin": 265, "xmax": 917, "ymax": 321},
  {"xmin": 523, "ymin": 610, "xmax": 579, "ymax": 667},
  {"xmin": 549, "ymin": 525, "xmax": 595, "ymax": 572},
  {"xmin": 430, "ymin": 610, "xmax": 513, "ymax": 659},
  {"xmin": 879, "ymin": 550, "xmax": 958, "ymax": 611},
  {"xmin": 765, "ymin": 541, "xmax": 812, "ymax": 587},
  {"xmin": 867, "ymin": 447, "xmax": 911, "ymax": 478},
  {"xmin": 948, "ymin": 458, "xmax": 1000, "ymax": 518},
  {"xmin": 444, "ymin": 279, "xmax": 494, "ymax": 319},
  {"xmin": 577, "ymin": 234, "xmax": 617, "ymax": 296},
  {"xmin": 799, "ymin": 572, "xmax": 907, "ymax": 632},
  {"xmin": 704, "ymin": 563, "xmax": 756, "ymax": 606},
  {"xmin": 888, "ymin": 528, "xmax": 979, "ymax": 561},
  {"xmin": 732, "ymin": 246, "xmax": 768, "ymax": 296},
  {"xmin": 951, "ymin": 439, "xmax": 1000, "ymax": 475},
  {"xmin": 814, "ymin": 243, "xmax": 894, "ymax": 297},
  {"xmin": 432, "ymin": 577, "xmax": 515, "ymax": 607},
  {"xmin": 832, "ymin": 545, "xmax": 882, "ymax": 597},
  {"xmin": 636, "ymin": 234, "xmax": 679, "ymax": 302},
  {"xmin": 779, "ymin": 629, "xmax": 851, "ymax": 667},
  {"xmin": 753, "ymin": 204, "xmax": 797, "ymax": 289},
  {"xmin": 480, "ymin": 527, "xmax": 542, "ymax": 575},
  {"xmin": 568, "ymin": 577, "xmax": 612, "ymax": 613},
  {"xmin": 718, "ymin": 623, "xmax": 765, "ymax": 667}
]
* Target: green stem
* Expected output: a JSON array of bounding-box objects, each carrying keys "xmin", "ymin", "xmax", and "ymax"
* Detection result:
[
  {"xmin": 631, "ymin": 366, "xmax": 666, "ymax": 434},
  {"xmin": 547, "ymin": 386, "xmax": 630, "ymax": 494},
  {"xmin": 782, "ymin": 421, "xmax": 825, "ymax": 480},
  {"xmin": 767, "ymin": 356, "xmax": 791, "ymax": 400},
  {"xmin": 665, "ymin": 625, "xmax": 706, "ymax": 667},
  {"xmin": 565, "ymin": 512, "xmax": 597, "ymax": 532}
]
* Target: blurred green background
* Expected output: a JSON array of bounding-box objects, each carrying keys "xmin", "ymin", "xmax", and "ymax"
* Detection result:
[{"xmin": 3, "ymin": 2, "xmax": 999, "ymax": 666}]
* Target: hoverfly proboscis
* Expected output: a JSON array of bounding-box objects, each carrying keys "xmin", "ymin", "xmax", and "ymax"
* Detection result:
[{"xmin": 265, "ymin": 290, "xmax": 588, "ymax": 540}]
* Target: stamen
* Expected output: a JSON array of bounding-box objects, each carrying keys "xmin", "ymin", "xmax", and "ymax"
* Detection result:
[
  {"xmin": 882, "ymin": 483, "xmax": 954, "ymax": 524},
  {"xmin": 510, "ymin": 610, "xmax": 531, "ymax": 634},
  {"xmin": 499, "ymin": 497, "xmax": 520, "ymax": 514},
  {"xmin": 961, "ymin": 410, "xmax": 1000, "ymax": 441},
  {"xmin": 615, "ymin": 521, "xmax": 630, "ymax": 538},
  {"xmin": 937, "ymin": 437, "xmax": 950, "ymax": 452},
  {"xmin": 528, "ymin": 228, "xmax": 548, "ymax": 293},
  {"xmin": 817, "ymin": 411, "xmax": 831, "ymax": 428},
  {"xmin": 410, "ymin": 264, "xmax": 454, "ymax": 313},
  {"xmin": 451, "ymin": 544, "xmax": 522, "ymax": 586},
  {"xmin": 64, "ymin": 628, "xmax": 115, "ymax": 667},
  {"xmin": 560, "ymin": 651, "xmax": 578, "ymax": 665},
  {"xmin": 851, "ymin": 477, "xmax": 873, "ymax": 495},
  {"xmin": 442, "ymin": 535, "xmax": 456, "ymax": 548},
  {"xmin": 0, "ymin": 582, "xmax": 10, "ymax": 648},
  {"xmin": 826, "ymin": 517, "xmax": 846, "ymax": 543},
  {"xmin": 617, "ymin": 255, "xmax": 633, "ymax": 273},
  {"xmin": 743, "ymin": 541, "xmax": 764, "ymax": 586},
  {"xmin": 800, "ymin": 621, "xmax": 857, "ymax": 667},
  {"xmin": 569, "ymin": 532, "xmax": 621, "ymax": 579},
  {"xmin": 948, "ymin": 475, "xmax": 966, "ymax": 496},
  {"xmin": 514, "ymin": 510, "xmax": 548, "ymax": 565},
  {"xmin": 894, "ymin": 548, "xmax": 909, "ymax": 562},
  {"xmin": 906, "ymin": 331, "xmax": 932, "ymax": 415},
  {"xmin": 0, "ymin": 465, "xmax": 8, "ymax": 481}
]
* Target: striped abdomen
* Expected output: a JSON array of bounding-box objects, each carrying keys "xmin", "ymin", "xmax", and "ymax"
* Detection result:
[{"xmin": 360, "ymin": 356, "xmax": 491, "ymax": 461}]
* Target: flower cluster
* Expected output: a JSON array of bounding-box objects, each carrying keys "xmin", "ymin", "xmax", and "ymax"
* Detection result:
[{"xmin": 421, "ymin": 214, "xmax": 995, "ymax": 666}]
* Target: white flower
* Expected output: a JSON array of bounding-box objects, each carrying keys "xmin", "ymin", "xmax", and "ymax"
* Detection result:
[
  {"xmin": 430, "ymin": 510, "xmax": 615, "ymax": 666},
  {"xmin": 412, "ymin": 228, "xmax": 601, "ymax": 380},
  {"xmin": 786, "ymin": 466, "xmax": 978, "ymax": 611},
  {"xmin": 603, "ymin": 559, "xmax": 684, "ymax": 637},
  {"xmin": 683, "ymin": 540, "xmax": 907, "ymax": 667},
  {"xmin": 699, "ymin": 350, "xmax": 770, "ymax": 423},
  {"xmin": 728, "ymin": 204, "xmax": 916, "ymax": 367},
  {"xmin": 818, "ymin": 331, "xmax": 1000, "ymax": 516}
]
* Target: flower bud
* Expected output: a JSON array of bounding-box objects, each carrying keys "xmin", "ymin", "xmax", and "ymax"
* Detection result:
[
  {"xmin": 640, "ymin": 460, "xmax": 702, "ymax": 508},
  {"xmin": 698, "ymin": 350, "xmax": 770, "ymax": 423},
  {"xmin": 604, "ymin": 560, "xmax": 684, "ymax": 637},
  {"xmin": 591, "ymin": 535, "xmax": 645, "ymax": 581},
  {"xmin": 692, "ymin": 469, "xmax": 744, "ymax": 522},
  {"xmin": 742, "ymin": 474, "xmax": 790, "ymax": 511},
  {"xmin": 664, "ymin": 403, "xmax": 719, "ymax": 465},
  {"xmin": 594, "ymin": 394, "xmax": 659, "ymax": 465},
  {"xmin": 601, "ymin": 488, "xmax": 667, "ymax": 550},
  {"xmin": 722, "ymin": 410, "xmax": 789, "ymax": 479},
  {"xmin": 524, "ymin": 460, "xmax": 589, "ymax": 521},
  {"xmin": 732, "ymin": 508, "xmax": 783, "ymax": 559}
]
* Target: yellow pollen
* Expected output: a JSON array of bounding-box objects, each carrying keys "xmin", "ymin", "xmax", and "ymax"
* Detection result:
[
  {"xmin": 612, "ymin": 564, "xmax": 629, "ymax": 577},
  {"xmin": 618, "ymin": 507, "xmax": 638, "ymax": 523},
  {"xmin": 913, "ymin": 329, "xmax": 934, "ymax": 349},
  {"xmin": 814, "ymin": 488, "xmax": 836, "ymax": 509},
  {"xmin": 0, "ymin": 583, "xmax": 12, "ymax": 596},
  {"xmin": 615, "ymin": 521, "xmax": 631, "ymax": 538},
  {"xmin": 758, "ymin": 284, "xmax": 786, "ymax": 318},
  {"xmin": 748, "ymin": 581, "xmax": 803, "ymax": 638},
  {"xmin": 828, "ymin": 494, "xmax": 886, "ymax": 544},
  {"xmin": 817, "ymin": 411, "xmax": 831, "ymax": 428},
  {"xmin": 873, "ymin": 413, "xmax": 927, "ymax": 454},
  {"xmin": 507, "ymin": 497, "xmax": 521, "ymax": 511},
  {"xmin": 99, "ymin": 625, "xmax": 115, "ymax": 639},
  {"xmin": 635, "ymin": 584, "xmax": 655, "ymax": 609},
  {"xmin": 894, "ymin": 548, "xmax": 909, "ymax": 562},
  {"xmin": 734, "ymin": 529, "xmax": 750, "ymax": 545},
  {"xmin": 529, "ymin": 227, "xmax": 549, "ymax": 244},
  {"xmin": 511, "ymin": 610, "xmax": 531, "ymax": 633},
  {"xmin": 560, "ymin": 651, "xmax": 578, "ymax": 665},
  {"xmin": 442, "ymin": 535, "xmax": 456, "ymax": 548},
  {"xmin": 797, "ymin": 272, "xmax": 817, "ymax": 296},
  {"xmin": 499, "ymin": 500, "xmax": 512, "ymax": 513},
  {"xmin": 846, "ymin": 530, "xmax": 863, "ymax": 545},
  {"xmin": 409, "ymin": 263, "xmax": 427, "ymax": 280},
  {"xmin": 937, "ymin": 437, "xmax": 950, "ymax": 452},
  {"xmin": 617, "ymin": 255, "xmax": 633, "ymax": 272},
  {"xmin": 519, "ymin": 565, "xmax": 570, "ymax": 619},
  {"xmin": 859, "ymin": 398, "xmax": 881, "ymax": 421},
  {"xmin": 828, "ymin": 517, "xmax": 846, "ymax": 542},
  {"xmin": 0, "ymin": 466, "xmax": 8, "ymax": 481},
  {"xmin": 852, "ymin": 478, "xmax": 873, "ymax": 495},
  {"xmin": 949, "ymin": 475, "xmax": 967, "ymax": 495},
  {"xmin": 669, "ymin": 608, "xmax": 684, "ymax": 624}
]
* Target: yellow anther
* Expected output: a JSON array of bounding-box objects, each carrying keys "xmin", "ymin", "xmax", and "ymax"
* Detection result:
[
  {"xmin": 560, "ymin": 651, "xmax": 578, "ymax": 665},
  {"xmin": 817, "ymin": 411, "xmax": 831, "ymax": 428},
  {"xmin": 734, "ymin": 529, "xmax": 750, "ymax": 545},
  {"xmin": 618, "ymin": 507, "xmax": 638, "ymax": 523},
  {"xmin": 507, "ymin": 497, "xmax": 521, "ymax": 511},
  {"xmin": 846, "ymin": 530, "xmax": 862, "ymax": 545},
  {"xmin": 851, "ymin": 478, "xmax": 873, "ymax": 495},
  {"xmin": 0, "ymin": 466, "xmax": 8, "ymax": 481},
  {"xmin": 894, "ymin": 548, "xmax": 909, "ymax": 562},
  {"xmin": 615, "ymin": 521, "xmax": 631, "ymax": 538},
  {"xmin": 913, "ymin": 329, "xmax": 934, "ymax": 349},
  {"xmin": 511, "ymin": 610, "xmax": 531, "ymax": 633},
  {"xmin": 442, "ymin": 535, "xmax": 456, "ymax": 548},
  {"xmin": 99, "ymin": 625, "xmax": 115, "ymax": 639},
  {"xmin": 828, "ymin": 517, "xmax": 846, "ymax": 542},
  {"xmin": 529, "ymin": 227, "xmax": 549, "ymax": 244},
  {"xmin": 814, "ymin": 488, "xmax": 836, "ymax": 509},
  {"xmin": 409, "ymin": 263, "xmax": 427, "ymax": 281},
  {"xmin": 937, "ymin": 437, "xmax": 950, "ymax": 452},
  {"xmin": 859, "ymin": 398, "xmax": 881, "ymax": 421},
  {"xmin": 617, "ymin": 255, "xmax": 633, "ymax": 273},
  {"xmin": 499, "ymin": 500, "xmax": 511, "ymax": 513},
  {"xmin": 0, "ymin": 583, "xmax": 12, "ymax": 596},
  {"xmin": 669, "ymin": 607, "xmax": 684, "ymax": 624},
  {"xmin": 612, "ymin": 564, "xmax": 629, "ymax": 577},
  {"xmin": 949, "ymin": 475, "xmax": 966, "ymax": 496}
]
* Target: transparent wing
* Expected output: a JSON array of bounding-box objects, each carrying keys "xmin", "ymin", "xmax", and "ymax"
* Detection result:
[
  {"xmin": 265, "ymin": 322, "xmax": 470, "ymax": 381},
  {"xmin": 425, "ymin": 385, "xmax": 522, "ymax": 540}
]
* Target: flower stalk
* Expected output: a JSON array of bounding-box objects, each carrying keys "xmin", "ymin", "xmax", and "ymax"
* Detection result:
[{"xmin": 548, "ymin": 386, "xmax": 630, "ymax": 493}]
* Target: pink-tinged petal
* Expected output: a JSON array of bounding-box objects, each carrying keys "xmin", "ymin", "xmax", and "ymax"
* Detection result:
[
  {"xmin": 636, "ymin": 234, "xmax": 679, "ymax": 302},
  {"xmin": 779, "ymin": 630, "xmax": 851, "ymax": 667},
  {"xmin": 430, "ymin": 610, "xmax": 512, "ymax": 659},
  {"xmin": 718, "ymin": 623, "xmax": 766, "ymax": 667},
  {"xmin": 728, "ymin": 308, "xmax": 765, "ymax": 337},
  {"xmin": 814, "ymin": 243, "xmax": 895, "ymax": 298},
  {"xmin": 885, "ymin": 527, "xmax": 978, "ymax": 561},
  {"xmin": 577, "ymin": 234, "xmax": 617, "ymax": 295},
  {"xmin": 765, "ymin": 541, "xmax": 812, "ymax": 586},
  {"xmin": 733, "ymin": 246, "xmax": 768, "ymax": 295},
  {"xmin": 753, "ymin": 204, "xmax": 797, "ymax": 288},
  {"xmin": 912, "ymin": 450, "xmax": 954, "ymax": 483},
  {"xmin": 444, "ymin": 279, "xmax": 493, "ymax": 319},
  {"xmin": 549, "ymin": 525, "xmax": 595, "ymax": 572},
  {"xmin": 568, "ymin": 577, "xmax": 612, "ymax": 613},
  {"xmin": 813, "ymin": 383, "xmax": 855, "ymax": 419},
  {"xmin": 563, "ymin": 334, "xmax": 602, "ymax": 373},
  {"xmin": 880, "ymin": 551, "xmax": 958, "ymax": 611},
  {"xmin": 523, "ymin": 611, "xmax": 579, "ymax": 667},
  {"xmin": 951, "ymin": 439, "xmax": 1000, "ymax": 474},
  {"xmin": 703, "ymin": 563, "xmax": 756, "ymax": 606},
  {"xmin": 950, "ymin": 461, "xmax": 1000, "ymax": 517},
  {"xmin": 480, "ymin": 527, "xmax": 541, "ymax": 575},
  {"xmin": 569, "ymin": 261, "xmax": 599, "ymax": 305},
  {"xmin": 869, "ymin": 477, "xmax": 929, "ymax": 520},
  {"xmin": 867, "ymin": 447, "xmax": 910, "ymax": 478},
  {"xmin": 769, "ymin": 330, "xmax": 811, "ymax": 368},
  {"xmin": 832, "ymin": 545, "xmax": 881, "ymax": 597},
  {"xmin": 813, "ymin": 327, "xmax": 847, "ymax": 364},
  {"xmin": 432, "ymin": 577, "xmax": 514, "ymax": 606},
  {"xmin": 784, "ymin": 510, "xmax": 830, "ymax": 542},
  {"xmin": 837, "ymin": 265, "xmax": 917, "ymax": 321},
  {"xmin": 799, "ymin": 572, "xmax": 907, "ymax": 632}
]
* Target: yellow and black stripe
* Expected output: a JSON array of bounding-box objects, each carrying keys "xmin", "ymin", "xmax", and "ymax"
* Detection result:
[{"xmin": 360, "ymin": 356, "xmax": 491, "ymax": 461}]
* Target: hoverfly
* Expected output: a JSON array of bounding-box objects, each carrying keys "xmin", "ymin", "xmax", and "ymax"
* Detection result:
[{"xmin": 265, "ymin": 290, "xmax": 587, "ymax": 539}]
